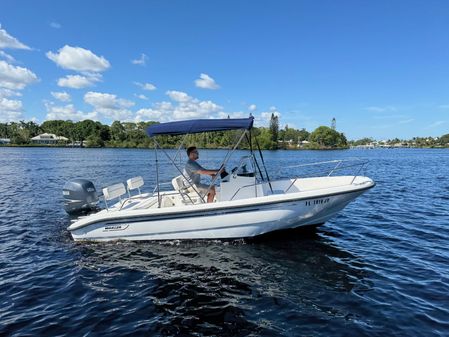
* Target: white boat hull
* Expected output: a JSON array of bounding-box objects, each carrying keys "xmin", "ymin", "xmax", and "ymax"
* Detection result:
[{"xmin": 70, "ymin": 181, "xmax": 372, "ymax": 241}]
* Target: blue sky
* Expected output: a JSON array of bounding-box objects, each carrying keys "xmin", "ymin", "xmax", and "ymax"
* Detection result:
[{"xmin": 1, "ymin": 0, "xmax": 448, "ymax": 140}]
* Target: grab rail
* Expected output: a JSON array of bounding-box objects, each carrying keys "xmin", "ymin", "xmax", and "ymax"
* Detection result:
[{"xmin": 229, "ymin": 159, "xmax": 368, "ymax": 200}]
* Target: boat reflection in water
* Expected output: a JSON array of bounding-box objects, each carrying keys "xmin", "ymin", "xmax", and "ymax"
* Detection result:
[{"xmin": 74, "ymin": 228, "xmax": 374, "ymax": 335}]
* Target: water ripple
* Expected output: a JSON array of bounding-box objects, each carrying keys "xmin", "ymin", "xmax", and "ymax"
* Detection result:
[{"xmin": 1, "ymin": 148, "xmax": 449, "ymax": 336}]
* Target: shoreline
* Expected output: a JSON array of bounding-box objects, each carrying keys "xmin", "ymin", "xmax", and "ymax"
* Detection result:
[{"xmin": 1, "ymin": 144, "xmax": 447, "ymax": 150}]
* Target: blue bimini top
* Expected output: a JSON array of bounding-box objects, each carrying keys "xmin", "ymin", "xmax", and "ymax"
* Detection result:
[{"xmin": 146, "ymin": 117, "xmax": 254, "ymax": 137}]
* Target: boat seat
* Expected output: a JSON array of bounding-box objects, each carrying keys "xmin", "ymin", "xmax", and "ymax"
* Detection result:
[
  {"xmin": 127, "ymin": 176, "xmax": 144, "ymax": 197},
  {"xmin": 172, "ymin": 175, "xmax": 187, "ymax": 192},
  {"xmin": 103, "ymin": 183, "xmax": 127, "ymax": 201},
  {"xmin": 102, "ymin": 183, "xmax": 127, "ymax": 210},
  {"xmin": 171, "ymin": 175, "xmax": 201, "ymax": 204}
]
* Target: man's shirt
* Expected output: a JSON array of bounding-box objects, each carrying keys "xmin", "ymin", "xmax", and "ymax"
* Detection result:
[{"xmin": 183, "ymin": 159, "xmax": 205, "ymax": 186}]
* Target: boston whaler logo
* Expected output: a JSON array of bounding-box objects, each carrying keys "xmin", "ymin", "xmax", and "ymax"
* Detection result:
[{"xmin": 103, "ymin": 224, "xmax": 130, "ymax": 232}]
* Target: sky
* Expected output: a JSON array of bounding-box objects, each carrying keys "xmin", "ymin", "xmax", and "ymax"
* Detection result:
[{"xmin": 1, "ymin": 0, "xmax": 449, "ymax": 140}]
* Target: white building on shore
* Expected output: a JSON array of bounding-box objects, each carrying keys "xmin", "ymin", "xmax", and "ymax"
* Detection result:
[{"xmin": 31, "ymin": 133, "xmax": 69, "ymax": 145}]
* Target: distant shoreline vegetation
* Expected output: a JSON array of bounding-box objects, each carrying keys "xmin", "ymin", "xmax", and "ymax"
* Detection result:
[{"xmin": 1, "ymin": 118, "xmax": 448, "ymax": 150}]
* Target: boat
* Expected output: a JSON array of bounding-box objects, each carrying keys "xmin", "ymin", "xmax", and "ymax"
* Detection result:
[{"xmin": 63, "ymin": 117, "xmax": 375, "ymax": 241}]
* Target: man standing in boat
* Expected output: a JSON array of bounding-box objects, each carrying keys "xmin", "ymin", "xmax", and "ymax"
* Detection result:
[{"xmin": 183, "ymin": 146, "xmax": 223, "ymax": 203}]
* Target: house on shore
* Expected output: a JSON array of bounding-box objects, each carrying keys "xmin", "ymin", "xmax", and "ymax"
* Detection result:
[
  {"xmin": 31, "ymin": 133, "xmax": 69, "ymax": 145},
  {"xmin": 0, "ymin": 138, "xmax": 11, "ymax": 144}
]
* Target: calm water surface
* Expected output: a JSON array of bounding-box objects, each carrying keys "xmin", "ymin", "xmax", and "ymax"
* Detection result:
[{"xmin": 0, "ymin": 147, "xmax": 448, "ymax": 336}]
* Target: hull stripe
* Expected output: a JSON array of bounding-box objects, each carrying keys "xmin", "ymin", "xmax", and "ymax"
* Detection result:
[{"xmin": 70, "ymin": 183, "xmax": 374, "ymax": 231}]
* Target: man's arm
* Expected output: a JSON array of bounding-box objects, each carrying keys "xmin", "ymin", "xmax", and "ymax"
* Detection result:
[
  {"xmin": 197, "ymin": 169, "xmax": 221, "ymax": 176},
  {"xmin": 192, "ymin": 162, "xmax": 223, "ymax": 176}
]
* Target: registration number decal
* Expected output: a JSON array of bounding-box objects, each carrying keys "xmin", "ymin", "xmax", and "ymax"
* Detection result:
[{"xmin": 305, "ymin": 198, "xmax": 330, "ymax": 206}]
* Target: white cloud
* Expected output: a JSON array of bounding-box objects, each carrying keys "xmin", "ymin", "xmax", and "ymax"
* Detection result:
[
  {"xmin": 0, "ymin": 83, "xmax": 23, "ymax": 120},
  {"xmin": 0, "ymin": 25, "xmax": 30, "ymax": 50},
  {"xmin": 0, "ymin": 96, "xmax": 22, "ymax": 114},
  {"xmin": 134, "ymin": 93, "xmax": 148, "ymax": 100},
  {"xmin": 131, "ymin": 53, "xmax": 148, "ymax": 66},
  {"xmin": 135, "ymin": 108, "xmax": 163, "ymax": 121},
  {"xmin": 372, "ymin": 114, "xmax": 407, "ymax": 120},
  {"xmin": 248, "ymin": 104, "xmax": 257, "ymax": 112},
  {"xmin": 84, "ymin": 91, "xmax": 134, "ymax": 120},
  {"xmin": 217, "ymin": 111, "xmax": 247, "ymax": 119},
  {"xmin": 0, "ymin": 27, "xmax": 36, "ymax": 122},
  {"xmin": 0, "ymin": 50, "xmax": 15, "ymax": 63},
  {"xmin": 84, "ymin": 91, "xmax": 134, "ymax": 109},
  {"xmin": 166, "ymin": 90, "xmax": 191, "ymax": 103},
  {"xmin": 398, "ymin": 118, "xmax": 414, "ymax": 124},
  {"xmin": 0, "ymin": 88, "xmax": 22, "ymax": 98},
  {"xmin": 0, "ymin": 111, "xmax": 23, "ymax": 122},
  {"xmin": 46, "ymin": 45, "xmax": 110, "ymax": 72},
  {"xmin": 143, "ymin": 83, "xmax": 156, "ymax": 91},
  {"xmin": 50, "ymin": 22, "xmax": 61, "ymax": 29},
  {"xmin": 426, "ymin": 121, "xmax": 446, "ymax": 129},
  {"xmin": 51, "ymin": 91, "xmax": 71, "ymax": 102},
  {"xmin": 0, "ymin": 97, "xmax": 24, "ymax": 122},
  {"xmin": 0, "ymin": 60, "xmax": 38, "ymax": 90},
  {"xmin": 135, "ymin": 82, "xmax": 156, "ymax": 91},
  {"xmin": 44, "ymin": 102, "xmax": 97, "ymax": 121},
  {"xmin": 135, "ymin": 90, "xmax": 223, "ymax": 122},
  {"xmin": 260, "ymin": 111, "xmax": 281, "ymax": 120},
  {"xmin": 195, "ymin": 73, "xmax": 219, "ymax": 90},
  {"xmin": 57, "ymin": 74, "xmax": 100, "ymax": 89},
  {"xmin": 365, "ymin": 106, "xmax": 397, "ymax": 113},
  {"xmin": 165, "ymin": 91, "xmax": 222, "ymax": 120},
  {"xmin": 260, "ymin": 106, "xmax": 281, "ymax": 125}
]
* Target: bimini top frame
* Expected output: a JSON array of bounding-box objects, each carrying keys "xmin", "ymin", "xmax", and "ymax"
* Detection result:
[{"xmin": 146, "ymin": 117, "xmax": 256, "ymax": 207}]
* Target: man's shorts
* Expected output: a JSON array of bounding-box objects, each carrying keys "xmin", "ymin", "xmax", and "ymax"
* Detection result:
[{"xmin": 188, "ymin": 183, "xmax": 211, "ymax": 197}]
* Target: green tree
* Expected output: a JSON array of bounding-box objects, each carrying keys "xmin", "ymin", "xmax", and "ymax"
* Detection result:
[
  {"xmin": 297, "ymin": 128, "xmax": 310, "ymax": 142},
  {"xmin": 110, "ymin": 121, "xmax": 126, "ymax": 142},
  {"xmin": 76, "ymin": 120, "xmax": 99, "ymax": 146},
  {"xmin": 353, "ymin": 137, "xmax": 374, "ymax": 146},
  {"xmin": 269, "ymin": 113, "xmax": 279, "ymax": 144},
  {"xmin": 309, "ymin": 126, "xmax": 347, "ymax": 148},
  {"xmin": 279, "ymin": 126, "xmax": 310, "ymax": 148},
  {"xmin": 21, "ymin": 121, "xmax": 41, "ymax": 137},
  {"xmin": 257, "ymin": 127, "xmax": 277, "ymax": 150},
  {"xmin": 85, "ymin": 134, "xmax": 104, "ymax": 147},
  {"xmin": 97, "ymin": 122, "xmax": 110, "ymax": 142},
  {"xmin": 0, "ymin": 123, "xmax": 8, "ymax": 138},
  {"xmin": 41, "ymin": 120, "xmax": 67, "ymax": 136},
  {"xmin": 9, "ymin": 122, "xmax": 31, "ymax": 144},
  {"xmin": 439, "ymin": 134, "xmax": 449, "ymax": 146}
]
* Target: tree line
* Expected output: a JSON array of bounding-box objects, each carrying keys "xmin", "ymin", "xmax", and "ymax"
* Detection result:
[
  {"xmin": 349, "ymin": 135, "xmax": 449, "ymax": 147},
  {"xmin": 0, "ymin": 114, "xmax": 349, "ymax": 149}
]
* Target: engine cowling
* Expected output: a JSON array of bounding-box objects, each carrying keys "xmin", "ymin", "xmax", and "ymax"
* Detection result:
[{"xmin": 63, "ymin": 179, "xmax": 99, "ymax": 215}]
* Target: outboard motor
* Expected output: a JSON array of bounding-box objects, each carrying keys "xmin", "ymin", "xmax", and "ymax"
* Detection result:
[{"xmin": 63, "ymin": 179, "xmax": 99, "ymax": 215}]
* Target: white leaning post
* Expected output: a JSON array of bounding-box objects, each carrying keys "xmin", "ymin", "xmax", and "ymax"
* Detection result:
[
  {"xmin": 171, "ymin": 175, "xmax": 194, "ymax": 203},
  {"xmin": 102, "ymin": 183, "xmax": 127, "ymax": 210},
  {"xmin": 127, "ymin": 176, "xmax": 144, "ymax": 197}
]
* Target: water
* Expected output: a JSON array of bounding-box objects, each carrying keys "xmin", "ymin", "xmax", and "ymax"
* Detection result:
[{"xmin": 0, "ymin": 147, "xmax": 448, "ymax": 336}]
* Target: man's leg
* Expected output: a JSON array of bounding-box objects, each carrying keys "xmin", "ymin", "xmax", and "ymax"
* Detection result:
[{"xmin": 207, "ymin": 186, "xmax": 216, "ymax": 203}]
